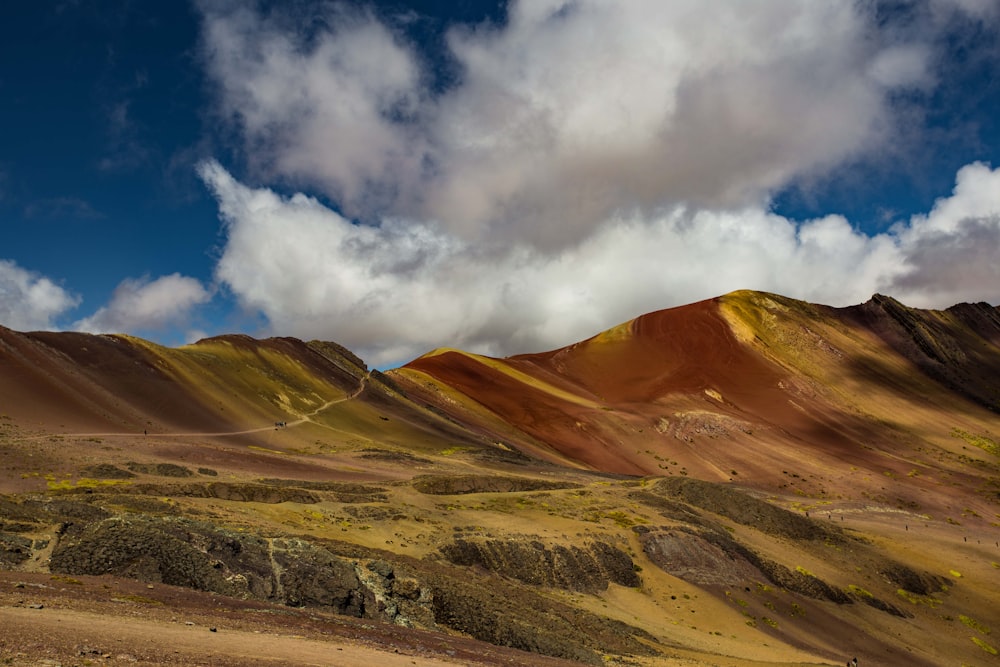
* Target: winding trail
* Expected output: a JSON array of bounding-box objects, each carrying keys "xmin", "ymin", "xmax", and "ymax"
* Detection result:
[{"xmin": 26, "ymin": 373, "xmax": 371, "ymax": 442}]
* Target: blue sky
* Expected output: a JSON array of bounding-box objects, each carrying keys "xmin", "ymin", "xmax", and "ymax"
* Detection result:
[{"xmin": 1, "ymin": 1, "xmax": 999, "ymax": 367}]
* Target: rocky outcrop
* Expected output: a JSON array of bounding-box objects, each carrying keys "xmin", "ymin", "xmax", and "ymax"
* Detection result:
[
  {"xmin": 647, "ymin": 477, "xmax": 843, "ymax": 542},
  {"xmin": 0, "ymin": 533, "xmax": 33, "ymax": 567},
  {"xmin": 80, "ymin": 464, "xmax": 136, "ymax": 479},
  {"xmin": 85, "ymin": 482, "xmax": 322, "ymax": 504},
  {"xmin": 638, "ymin": 529, "xmax": 762, "ymax": 585},
  {"xmin": 854, "ymin": 294, "xmax": 1000, "ymax": 412},
  {"xmin": 423, "ymin": 565, "xmax": 657, "ymax": 665},
  {"xmin": 637, "ymin": 524, "xmax": 851, "ymax": 604},
  {"xmin": 47, "ymin": 516, "xmax": 425, "ymax": 622},
  {"xmin": 126, "ymin": 463, "xmax": 193, "ymax": 477},
  {"xmin": 438, "ymin": 537, "xmax": 638, "ymax": 593},
  {"xmin": 256, "ymin": 479, "xmax": 388, "ymax": 503},
  {"xmin": 40, "ymin": 511, "xmax": 652, "ymax": 663},
  {"xmin": 412, "ymin": 474, "xmax": 580, "ymax": 495}
]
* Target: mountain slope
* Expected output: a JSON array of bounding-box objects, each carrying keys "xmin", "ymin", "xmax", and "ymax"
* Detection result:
[
  {"xmin": 394, "ymin": 291, "xmax": 1000, "ymax": 517},
  {"xmin": 1, "ymin": 291, "xmax": 999, "ymax": 666}
]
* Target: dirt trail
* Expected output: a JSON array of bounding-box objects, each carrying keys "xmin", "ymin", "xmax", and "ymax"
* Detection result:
[
  {"xmin": 24, "ymin": 374, "xmax": 371, "ymax": 442},
  {"xmin": 0, "ymin": 606, "xmax": 485, "ymax": 667}
]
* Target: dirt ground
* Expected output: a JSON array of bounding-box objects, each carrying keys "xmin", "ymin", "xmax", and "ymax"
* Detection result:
[{"xmin": 0, "ymin": 572, "xmax": 585, "ymax": 667}]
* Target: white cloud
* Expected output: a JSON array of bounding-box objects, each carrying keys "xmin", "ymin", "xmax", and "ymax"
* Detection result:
[
  {"xmin": 198, "ymin": 0, "xmax": 936, "ymax": 249},
  {"xmin": 201, "ymin": 160, "xmax": 999, "ymax": 368},
  {"xmin": 74, "ymin": 273, "xmax": 211, "ymax": 334},
  {"xmin": 887, "ymin": 162, "xmax": 1000, "ymax": 306},
  {"xmin": 193, "ymin": 1, "xmax": 1000, "ymax": 366},
  {"xmin": 867, "ymin": 45, "xmax": 933, "ymax": 89},
  {"xmin": 0, "ymin": 260, "xmax": 80, "ymax": 331},
  {"xmin": 199, "ymin": 2, "xmax": 424, "ymax": 217}
]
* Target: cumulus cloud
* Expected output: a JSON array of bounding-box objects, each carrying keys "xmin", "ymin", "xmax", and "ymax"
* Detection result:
[
  {"xmin": 193, "ymin": 1, "xmax": 1000, "ymax": 366},
  {"xmin": 74, "ymin": 273, "xmax": 211, "ymax": 334},
  {"xmin": 199, "ymin": 1, "xmax": 424, "ymax": 217},
  {"xmin": 0, "ymin": 260, "xmax": 80, "ymax": 331},
  {"xmin": 887, "ymin": 162, "xmax": 1000, "ymax": 306},
  {"xmin": 200, "ymin": 159, "xmax": 999, "ymax": 367},
  {"xmin": 199, "ymin": 0, "xmax": 938, "ymax": 248}
]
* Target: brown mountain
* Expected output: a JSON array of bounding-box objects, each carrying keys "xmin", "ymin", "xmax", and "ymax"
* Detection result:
[
  {"xmin": 395, "ymin": 291, "xmax": 1000, "ymax": 517},
  {"xmin": 1, "ymin": 290, "xmax": 998, "ymax": 667}
]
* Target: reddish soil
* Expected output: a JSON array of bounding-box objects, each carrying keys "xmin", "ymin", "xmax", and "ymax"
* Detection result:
[
  {"xmin": 0, "ymin": 572, "xmax": 583, "ymax": 667},
  {"xmin": 405, "ymin": 298, "xmax": 861, "ymax": 477}
]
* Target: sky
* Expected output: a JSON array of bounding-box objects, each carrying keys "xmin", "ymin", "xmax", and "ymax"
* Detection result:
[{"xmin": 1, "ymin": 0, "xmax": 999, "ymax": 368}]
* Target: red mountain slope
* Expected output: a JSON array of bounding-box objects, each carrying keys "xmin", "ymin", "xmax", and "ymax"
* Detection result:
[{"xmin": 395, "ymin": 291, "xmax": 1000, "ymax": 518}]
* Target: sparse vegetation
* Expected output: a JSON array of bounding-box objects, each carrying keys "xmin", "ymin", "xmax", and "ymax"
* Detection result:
[
  {"xmin": 972, "ymin": 637, "xmax": 998, "ymax": 655},
  {"xmin": 47, "ymin": 478, "xmax": 130, "ymax": 491},
  {"xmin": 960, "ymin": 615, "xmax": 991, "ymax": 635},
  {"xmin": 896, "ymin": 589, "xmax": 942, "ymax": 607},
  {"xmin": 847, "ymin": 584, "xmax": 873, "ymax": 599},
  {"xmin": 952, "ymin": 429, "xmax": 1000, "ymax": 458}
]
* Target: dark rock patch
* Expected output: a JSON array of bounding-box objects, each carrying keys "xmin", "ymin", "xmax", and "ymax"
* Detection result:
[
  {"xmin": 0, "ymin": 532, "xmax": 33, "ymax": 566},
  {"xmin": 424, "ymin": 565, "xmax": 657, "ymax": 665},
  {"xmin": 639, "ymin": 530, "xmax": 763, "ymax": 585},
  {"xmin": 80, "ymin": 464, "xmax": 135, "ymax": 479},
  {"xmin": 877, "ymin": 561, "xmax": 946, "ymax": 596},
  {"xmin": 257, "ymin": 479, "xmax": 387, "ymax": 503},
  {"xmin": 125, "ymin": 483, "xmax": 321, "ymax": 504},
  {"xmin": 647, "ymin": 477, "xmax": 844, "ymax": 542},
  {"xmin": 0, "ymin": 498, "xmax": 110, "ymax": 525},
  {"xmin": 357, "ymin": 449, "xmax": 432, "ymax": 464},
  {"xmin": 413, "ymin": 475, "xmax": 580, "ymax": 495},
  {"xmin": 127, "ymin": 462, "xmax": 194, "ymax": 478},
  {"xmin": 438, "ymin": 537, "xmax": 638, "ymax": 593}
]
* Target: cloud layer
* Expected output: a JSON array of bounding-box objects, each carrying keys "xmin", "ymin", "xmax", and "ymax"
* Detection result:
[
  {"xmin": 201, "ymin": 0, "xmax": 933, "ymax": 249},
  {"xmin": 73, "ymin": 273, "xmax": 212, "ymax": 336},
  {"xmin": 5, "ymin": 1, "xmax": 997, "ymax": 368},
  {"xmin": 200, "ymin": 158, "xmax": 1000, "ymax": 367},
  {"xmin": 190, "ymin": 1, "xmax": 1000, "ymax": 366},
  {"xmin": 0, "ymin": 260, "xmax": 80, "ymax": 331}
]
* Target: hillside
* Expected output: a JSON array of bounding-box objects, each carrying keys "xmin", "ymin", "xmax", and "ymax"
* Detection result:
[{"xmin": 1, "ymin": 291, "xmax": 999, "ymax": 666}]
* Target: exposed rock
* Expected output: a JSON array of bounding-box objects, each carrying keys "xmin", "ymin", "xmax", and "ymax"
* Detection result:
[
  {"xmin": 0, "ymin": 498, "xmax": 110, "ymax": 525},
  {"xmin": 0, "ymin": 532, "xmax": 33, "ymax": 567},
  {"xmin": 356, "ymin": 449, "xmax": 432, "ymax": 464},
  {"xmin": 639, "ymin": 530, "xmax": 763, "ymax": 585},
  {"xmin": 648, "ymin": 477, "xmax": 842, "ymax": 542},
  {"xmin": 412, "ymin": 475, "xmax": 580, "ymax": 495},
  {"xmin": 123, "ymin": 483, "xmax": 321, "ymax": 504},
  {"xmin": 127, "ymin": 463, "xmax": 193, "ymax": 478},
  {"xmin": 50, "ymin": 517, "xmax": 248, "ymax": 596},
  {"xmin": 355, "ymin": 559, "xmax": 435, "ymax": 628},
  {"xmin": 438, "ymin": 537, "xmax": 638, "ymax": 593},
  {"xmin": 270, "ymin": 538, "xmax": 368, "ymax": 615},
  {"xmin": 257, "ymin": 479, "xmax": 388, "ymax": 503},
  {"xmin": 877, "ymin": 562, "xmax": 946, "ymax": 596},
  {"xmin": 424, "ymin": 566, "xmax": 657, "ymax": 665},
  {"xmin": 80, "ymin": 464, "xmax": 135, "ymax": 480}
]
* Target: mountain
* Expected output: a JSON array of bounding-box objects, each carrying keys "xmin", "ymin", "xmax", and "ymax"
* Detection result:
[
  {"xmin": 395, "ymin": 291, "xmax": 1000, "ymax": 517},
  {"xmin": 1, "ymin": 291, "xmax": 998, "ymax": 666}
]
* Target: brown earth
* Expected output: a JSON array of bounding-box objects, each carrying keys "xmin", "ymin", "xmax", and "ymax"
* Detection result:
[{"xmin": 1, "ymin": 290, "xmax": 1000, "ymax": 666}]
